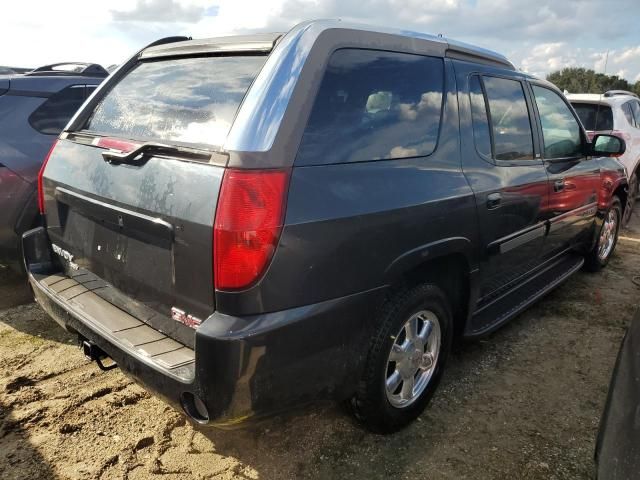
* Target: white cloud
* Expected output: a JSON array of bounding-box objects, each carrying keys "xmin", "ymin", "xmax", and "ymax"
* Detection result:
[
  {"xmin": 112, "ymin": 0, "xmax": 208, "ymax": 22},
  {"xmin": 1, "ymin": 0, "xmax": 640, "ymax": 83},
  {"xmin": 499, "ymin": 43, "xmax": 640, "ymax": 83}
]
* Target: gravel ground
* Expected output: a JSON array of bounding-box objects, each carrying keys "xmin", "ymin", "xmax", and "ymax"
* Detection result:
[{"xmin": 1, "ymin": 212, "xmax": 639, "ymax": 480}]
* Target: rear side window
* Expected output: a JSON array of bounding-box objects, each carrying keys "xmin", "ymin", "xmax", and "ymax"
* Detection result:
[
  {"xmin": 623, "ymin": 102, "xmax": 635, "ymax": 127},
  {"xmin": 469, "ymin": 75, "xmax": 492, "ymax": 157},
  {"xmin": 532, "ymin": 86, "xmax": 582, "ymax": 159},
  {"xmin": 571, "ymin": 103, "xmax": 614, "ymax": 131},
  {"xmin": 483, "ymin": 76, "xmax": 534, "ymax": 161},
  {"xmin": 85, "ymin": 56, "xmax": 267, "ymax": 147},
  {"xmin": 629, "ymin": 101, "xmax": 640, "ymax": 129},
  {"xmin": 296, "ymin": 49, "xmax": 444, "ymax": 165},
  {"xmin": 29, "ymin": 85, "xmax": 86, "ymax": 135}
]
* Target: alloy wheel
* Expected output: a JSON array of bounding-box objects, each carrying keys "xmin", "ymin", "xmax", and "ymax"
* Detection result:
[
  {"xmin": 385, "ymin": 310, "xmax": 441, "ymax": 408},
  {"xmin": 598, "ymin": 208, "xmax": 618, "ymax": 261}
]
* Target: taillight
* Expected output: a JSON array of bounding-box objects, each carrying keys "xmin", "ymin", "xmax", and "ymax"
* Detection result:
[
  {"xmin": 38, "ymin": 140, "xmax": 58, "ymax": 214},
  {"xmin": 609, "ymin": 130, "xmax": 627, "ymax": 141},
  {"xmin": 214, "ymin": 169, "xmax": 290, "ymax": 290}
]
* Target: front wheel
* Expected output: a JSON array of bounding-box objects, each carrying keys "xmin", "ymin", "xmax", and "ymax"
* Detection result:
[
  {"xmin": 585, "ymin": 196, "xmax": 621, "ymax": 272},
  {"xmin": 351, "ymin": 283, "xmax": 452, "ymax": 433}
]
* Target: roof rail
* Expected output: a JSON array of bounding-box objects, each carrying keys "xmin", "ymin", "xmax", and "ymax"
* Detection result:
[
  {"xmin": 26, "ymin": 62, "xmax": 109, "ymax": 78},
  {"xmin": 603, "ymin": 90, "xmax": 639, "ymax": 99}
]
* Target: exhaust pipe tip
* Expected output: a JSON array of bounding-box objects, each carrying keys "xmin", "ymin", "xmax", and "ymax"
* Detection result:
[{"xmin": 180, "ymin": 392, "xmax": 209, "ymax": 424}]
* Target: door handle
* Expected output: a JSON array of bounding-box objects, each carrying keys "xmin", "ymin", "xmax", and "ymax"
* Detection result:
[
  {"xmin": 554, "ymin": 179, "xmax": 565, "ymax": 192},
  {"xmin": 487, "ymin": 192, "xmax": 502, "ymax": 209}
]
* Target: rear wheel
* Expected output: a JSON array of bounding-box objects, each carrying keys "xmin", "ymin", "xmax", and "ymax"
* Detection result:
[
  {"xmin": 622, "ymin": 173, "xmax": 637, "ymax": 227},
  {"xmin": 585, "ymin": 196, "xmax": 621, "ymax": 272},
  {"xmin": 351, "ymin": 283, "xmax": 452, "ymax": 433}
]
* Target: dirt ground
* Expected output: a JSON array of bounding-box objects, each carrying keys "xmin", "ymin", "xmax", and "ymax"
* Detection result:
[{"xmin": 1, "ymin": 213, "xmax": 639, "ymax": 480}]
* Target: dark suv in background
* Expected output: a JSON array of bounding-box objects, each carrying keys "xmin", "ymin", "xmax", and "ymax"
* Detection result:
[
  {"xmin": 23, "ymin": 20, "xmax": 628, "ymax": 433},
  {"xmin": 0, "ymin": 63, "xmax": 107, "ymax": 271}
]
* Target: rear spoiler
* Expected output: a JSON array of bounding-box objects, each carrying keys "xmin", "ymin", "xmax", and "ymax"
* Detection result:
[{"xmin": 140, "ymin": 33, "xmax": 281, "ymax": 59}]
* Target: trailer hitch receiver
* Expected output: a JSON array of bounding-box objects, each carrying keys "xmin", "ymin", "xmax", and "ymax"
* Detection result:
[{"xmin": 80, "ymin": 337, "xmax": 118, "ymax": 371}]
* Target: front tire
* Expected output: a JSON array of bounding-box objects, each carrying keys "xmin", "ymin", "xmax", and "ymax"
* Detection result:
[
  {"xmin": 351, "ymin": 283, "xmax": 452, "ymax": 433},
  {"xmin": 585, "ymin": 196, "xmax": 621, "ymax": 272}
]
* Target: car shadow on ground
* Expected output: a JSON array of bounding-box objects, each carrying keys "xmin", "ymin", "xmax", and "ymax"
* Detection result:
[
  {"xmin": 0, "ymin": 267, "xmax": 32, "ymax": 310},
  {"xmin": 0, "ymin": 266, "xmax": 73, "ymax": 344},
  {"xmin": 0, "ymin": 269, "xmax": 70, "ymax": 479},
  {"xmin": 0, "ymin": 400, "xmax": 58, "ymax": 480}
]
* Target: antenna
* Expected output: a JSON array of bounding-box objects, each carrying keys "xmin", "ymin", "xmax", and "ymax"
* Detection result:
[{"xmin": 593, "ymin": 50, "xmax": 610, "ymax": 135}]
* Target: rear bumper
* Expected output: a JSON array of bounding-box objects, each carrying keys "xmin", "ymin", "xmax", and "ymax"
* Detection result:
[{"xmin": 23, "ymin": 227, "xmax": 381, "ymax": 427}]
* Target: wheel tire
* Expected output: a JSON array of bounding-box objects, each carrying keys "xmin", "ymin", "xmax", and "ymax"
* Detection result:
[
  {"xmin": 351, "ymin": 283, "xmax": 453, "ymax": 434},
  {"xmin": 585, "ymin": 196, "xmax": 622, "ymax": 272},
  {"xmin": 622, "ymin": 174, "xmax": 637, "ymax": 227}
]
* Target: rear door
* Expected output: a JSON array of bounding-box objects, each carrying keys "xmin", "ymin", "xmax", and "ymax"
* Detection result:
[
  {"xmin": 459, "ymin": 68, "xmax": 549, "ymax": 300},
  {"xmin": 41, "ymin": 54, "xmax": 267, "ymax": 345},
  {"xmin": 529, "ymin": 83, "xmax": 599, "ymax": 258}
]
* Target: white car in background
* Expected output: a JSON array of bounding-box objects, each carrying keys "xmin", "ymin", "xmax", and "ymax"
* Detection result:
[{"xmin": 567, "ymin": 90, "xmax": 640, "ymax": 225}]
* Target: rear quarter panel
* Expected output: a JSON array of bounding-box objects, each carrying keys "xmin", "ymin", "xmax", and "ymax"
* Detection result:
[
  {"xmin": 0, "ymin": 95, "xmax": 53, "ymax": 181},
  {"xmin": 216, "ymin": 60, "xmax": 480, "ymax": 315}
]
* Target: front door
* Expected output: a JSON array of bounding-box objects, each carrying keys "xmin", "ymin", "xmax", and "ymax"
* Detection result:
[{"xmin": 528, "ymin": 83, "xmax": 600, "ymax": 259}]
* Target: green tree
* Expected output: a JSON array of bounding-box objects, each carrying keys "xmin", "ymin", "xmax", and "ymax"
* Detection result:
[{"xmin": 546, "ymin": 68, "xmax": 633, "ymax": 94}]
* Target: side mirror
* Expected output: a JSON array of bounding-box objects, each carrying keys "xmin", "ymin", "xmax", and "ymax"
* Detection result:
[{"xmin": 591, "ymin": 134, "xmax": 626, "ymax": 157}]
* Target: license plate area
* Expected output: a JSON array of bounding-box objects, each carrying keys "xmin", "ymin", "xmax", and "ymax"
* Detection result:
[{"xmin": 60, "ymin": 208, "xmax": 174, "ymax": 295}]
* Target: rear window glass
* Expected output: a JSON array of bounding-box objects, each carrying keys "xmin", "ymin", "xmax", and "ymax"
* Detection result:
[
  {"xmin": 571, "ymin": 103, "xmax": 613, "ymax": 131},
  {"xmin": 85, "ymin": 56, "xmax": 266, "ymax": 147},
  {"xmin": 296, "ymin": 49, "xmax": 444, "ymax": 165},
  {"xmin": 29, "ymin": 85, "xmax": 87, "ymax": 135}
]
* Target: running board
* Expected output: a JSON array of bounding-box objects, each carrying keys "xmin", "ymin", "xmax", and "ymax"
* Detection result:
[{"xmin": 467, "ymin": 254, "xmax": 584, "ymax": 337}]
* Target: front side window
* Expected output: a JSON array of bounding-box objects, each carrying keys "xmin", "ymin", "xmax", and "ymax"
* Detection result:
[
  {"xmin": 85, "ymin": 55, "xmax": 267, "ymax": 147},
  {"xmin": 29, "ymin": 85, "xmax": 86, "ymax": 135},
  {"xmin": 296, "ymin": 49, "xmax": 444, "ymax": 165},
  {"xmin": 483, "ymin": 76, "xmax": 534, "ymax": 161},
  {"xmin": 532, "ymin": 86, "xmax": 582, "ymax": 159}
]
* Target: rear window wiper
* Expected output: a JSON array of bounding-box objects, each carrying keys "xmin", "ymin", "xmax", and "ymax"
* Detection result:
[{"xmin": 100, "ymin": 141, "xmax": 214, "ymax": 165}]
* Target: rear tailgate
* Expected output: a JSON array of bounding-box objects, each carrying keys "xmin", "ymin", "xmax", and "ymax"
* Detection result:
[
  {"xmin": 42, "ymin": 140, "xmax": 221, "ymax": 346},
  {"xmin": 39, "ymin": 53, "xmax": 268, "ymax": 347}
]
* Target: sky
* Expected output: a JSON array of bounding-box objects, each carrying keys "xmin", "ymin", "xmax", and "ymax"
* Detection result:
[{"xmin": 2, "ymin": 0, "xmax": 640, "ymax": 82}]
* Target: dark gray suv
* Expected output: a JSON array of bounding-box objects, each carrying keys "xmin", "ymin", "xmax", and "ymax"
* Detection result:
[
  {"xmin": 0, "ymin": 63, "xmax": 107, "ymax": 271},
  {"xmin": 23, "ymin": 21, "xmax": 628, "ymax": 433}
]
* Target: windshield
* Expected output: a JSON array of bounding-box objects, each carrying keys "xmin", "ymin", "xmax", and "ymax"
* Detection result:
[
  {"xmin": 85, "ymin": 55, "xmax": 267, "ymax": 147},
  {"xmin": 571, "ymin": 102, "xmax": 614, "ymax": 131}
]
